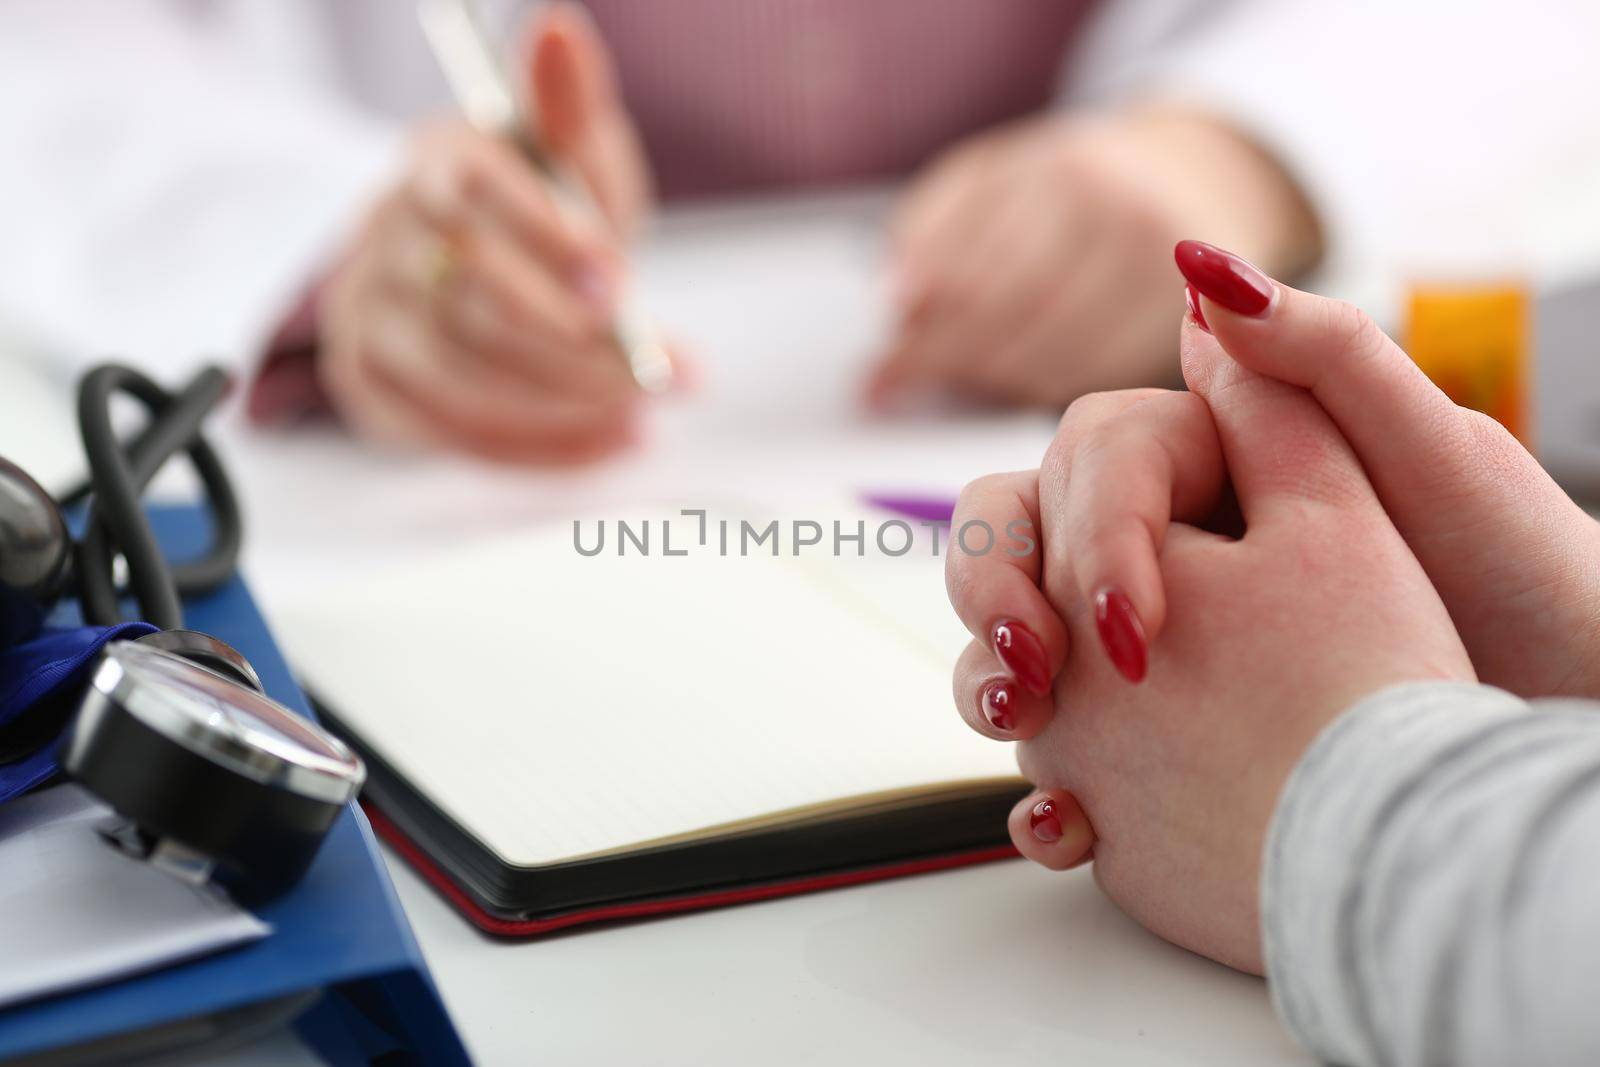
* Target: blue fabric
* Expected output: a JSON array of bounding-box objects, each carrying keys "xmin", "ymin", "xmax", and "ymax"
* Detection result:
[
  {"xmin": 0, "ymin": 622, "xmax": 156, "ymax": 803},
  {"xmin": 0, "ymin": 590, "xmax": 46, "ymax": 649}
]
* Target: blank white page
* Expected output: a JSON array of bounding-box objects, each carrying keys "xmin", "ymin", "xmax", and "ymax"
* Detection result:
[
  {"xmin": 0, "ymin": 786, "xmax": 269, "ymax": 1009},
  {"xmin": 273, "ymin": 506, "xmax": 1021, "ymax": 867}
]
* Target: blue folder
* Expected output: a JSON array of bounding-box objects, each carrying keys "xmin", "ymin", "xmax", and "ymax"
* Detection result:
[{"xmin": 0, "ymin": 506, "xmax": 471, "ymax": 1065}]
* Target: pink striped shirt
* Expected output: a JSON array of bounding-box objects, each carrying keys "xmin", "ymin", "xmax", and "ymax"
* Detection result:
[{"xmin": 583, "ymin": 0, "xmax": 1093, "ymax": 199}]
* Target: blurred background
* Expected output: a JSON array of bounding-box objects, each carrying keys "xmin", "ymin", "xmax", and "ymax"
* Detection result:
[{"xmin": 5, "ymin": 0, "xmax": 1600, "ymax": 497}]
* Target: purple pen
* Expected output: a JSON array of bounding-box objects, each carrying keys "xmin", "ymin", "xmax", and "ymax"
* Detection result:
[{"xmin": 861, "ymin": 493, "xmax": 957, "ymax": 524}]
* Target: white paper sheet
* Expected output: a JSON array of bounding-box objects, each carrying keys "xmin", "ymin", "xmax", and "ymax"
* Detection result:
[{"xmin": 0, "ymin": 785, "xmax": 270, "ymax": 1010}]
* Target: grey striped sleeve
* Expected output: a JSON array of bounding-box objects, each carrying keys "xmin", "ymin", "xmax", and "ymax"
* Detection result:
[{"xmin": 1263, "ymin": 681, "xmax": 1600, "ymax": 1067}]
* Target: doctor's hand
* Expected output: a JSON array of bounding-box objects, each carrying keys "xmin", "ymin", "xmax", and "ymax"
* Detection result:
[
  {"xmin": 948, "ymin": 319, "xmax": 1472, "ymax": 974},
  {"xmin": 318, "ymin": 2, "xmax": 660, "ymax": 463},
  {"xmin": 868, "ymin": 111, "xmax": 1319, "ymax": 410}
]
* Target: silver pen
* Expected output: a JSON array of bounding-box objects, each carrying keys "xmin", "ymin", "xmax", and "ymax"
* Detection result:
[{"xmin": 417, "ymin": 0, "xmax": 673, "ymax": 394}]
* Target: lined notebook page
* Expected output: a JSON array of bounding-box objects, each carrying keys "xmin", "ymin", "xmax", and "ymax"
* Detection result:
[{"xmin": 273, "ymin": 506, "xmax": 1021, "ymax": 867}]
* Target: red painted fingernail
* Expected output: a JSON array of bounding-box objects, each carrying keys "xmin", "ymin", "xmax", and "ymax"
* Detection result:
[
  {"xmin": 1173, "ymin": 240, "xmax": 1273, "ymax": 317},
  {"xmin": 981, "ymin": 680, "xmax": 1016, "ymax": 732},
  {"xmin": 1185, "ymin": 283, "xmax": 1211, "ymax": 334},
  {"xmin": 1029, "ymin": 798, "xmax": 1063, "ymax": 843},
  {"xmin": 992, "ymin": 620, "xmax": 1051, "ymax": 696},
  {"xmin": 1094, "ymin": 589, "xmax": 1148, "ymax": 684}
]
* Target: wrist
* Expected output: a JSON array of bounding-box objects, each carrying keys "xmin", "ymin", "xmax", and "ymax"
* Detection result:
[
  {"xmin": 1555, "ymin": 525, "xmax": 1600, "ymax": 699},
  {"xmin": 247, "ymin": 277, "xmax": 333, "ymax": 425},
  {"xmin": 1122, "ymin": 107, "xmax": 1324, "ymax": 280}
]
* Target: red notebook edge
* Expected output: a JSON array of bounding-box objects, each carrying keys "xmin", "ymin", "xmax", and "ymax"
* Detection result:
[{"xmin": 362, "ymin": 801, "xmax": 1021, "ymax": 938}]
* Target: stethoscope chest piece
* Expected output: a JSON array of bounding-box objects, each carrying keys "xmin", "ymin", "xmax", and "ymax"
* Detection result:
[{"xmin": 61, "ymin": 641, "xmax": 365, "ymax": 902}]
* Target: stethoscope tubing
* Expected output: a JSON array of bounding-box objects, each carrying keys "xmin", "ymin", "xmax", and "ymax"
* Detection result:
[{"xmin": 70, "ymin": 364, "xmax": 242, "ymax": 629}]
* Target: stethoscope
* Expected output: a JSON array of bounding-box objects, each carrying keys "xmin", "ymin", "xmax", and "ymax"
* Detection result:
[{"xmin": 0, "ymin": 363, "xmax": 364, "ymax": 902}]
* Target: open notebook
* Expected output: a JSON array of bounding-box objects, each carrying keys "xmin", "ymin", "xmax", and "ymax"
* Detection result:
[{"xmin": 271, "ymin": 503, "xmax": 1026, "ymax": 933}]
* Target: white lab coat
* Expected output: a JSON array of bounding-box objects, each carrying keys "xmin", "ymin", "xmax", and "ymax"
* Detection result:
[{"xmin": 2, "ymin": 0, "xmax": 1599, "ymax": 381}]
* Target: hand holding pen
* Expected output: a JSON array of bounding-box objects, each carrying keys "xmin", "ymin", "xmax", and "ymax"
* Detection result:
[{"xmin": 316, "ymin": 3, "xmax": 678, "ymax": 463}]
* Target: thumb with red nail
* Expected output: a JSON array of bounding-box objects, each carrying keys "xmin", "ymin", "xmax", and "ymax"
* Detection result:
[{"xmin": 1177, "ymin": 239, "xmax": 1600, "ymax": 701}]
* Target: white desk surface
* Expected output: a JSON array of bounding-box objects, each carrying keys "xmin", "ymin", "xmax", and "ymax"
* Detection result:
[{"xmin": 0, "ymin": 191, "xmax": 1306, "ymax": 1066}]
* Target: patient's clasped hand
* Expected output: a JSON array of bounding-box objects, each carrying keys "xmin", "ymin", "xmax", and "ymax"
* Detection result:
[{"xmin": 947, "ymin": 240, "xmax": 1600, "ymax": 977}]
